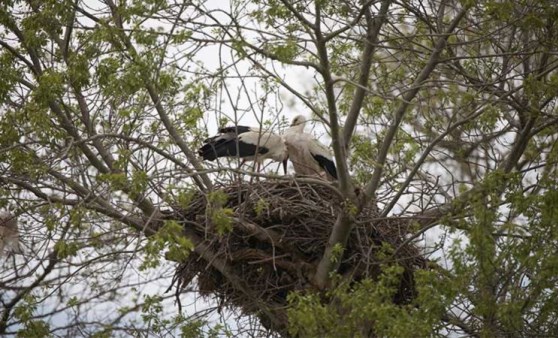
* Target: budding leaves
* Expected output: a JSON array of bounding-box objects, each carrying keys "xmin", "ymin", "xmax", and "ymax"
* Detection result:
[{"xmin": 141, "ymin": 220, "xmax": 194, "ymax": 270}]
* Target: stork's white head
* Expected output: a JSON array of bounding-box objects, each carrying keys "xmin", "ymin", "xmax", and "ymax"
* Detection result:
[
  {"xmin": 287, "ymin": 115, "xmax": 307, "ymax": 134},
  {"xmin": 290, "ymin": 115, "xmax": 306, "ymax": 127}
]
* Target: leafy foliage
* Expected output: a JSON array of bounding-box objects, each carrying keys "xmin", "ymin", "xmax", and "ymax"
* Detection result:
[{"xmin": 288, "ymin": 267, "xmax": 453, "ymax": 337}]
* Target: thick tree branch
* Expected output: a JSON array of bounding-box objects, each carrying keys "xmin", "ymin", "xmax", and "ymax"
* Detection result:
[
  {"xmin": 314, "ymin": 4, "xmax": 469, "ymax": 290},
  {"xmin": 312, "ymin": 0, "xmax": 398, "ymax": 289},
  {"xmin": 342, "ymin": 0, "xmax": 392, "ymax": 151},
  {"xmin": 313, "ymin": 211, "xmax": 353, "ymax": 289},
  {"xmin": 313, "ymin": 3, "xmax": 353, "ymax": 198}
]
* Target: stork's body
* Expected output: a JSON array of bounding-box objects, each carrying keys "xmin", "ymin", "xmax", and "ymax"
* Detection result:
[
  {"xmin": 198, "ymin": 126, "xmax": 288, "ymax": 173},
  {"xmin": 284, "ymin": 115, "xmax": 338, "ymax": 181}
]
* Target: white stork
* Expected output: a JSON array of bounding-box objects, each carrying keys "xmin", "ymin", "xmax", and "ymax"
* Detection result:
[
  {"xmin": 283, "ymin": 115, "xmax": 338, "ymax": 181},
  {"xmin": 198, "ymin": 125, "xmax": 288, "ymax": 174}
]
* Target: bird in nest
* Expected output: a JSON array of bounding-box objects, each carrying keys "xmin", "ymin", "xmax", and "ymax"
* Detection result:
[
  {"xmin": 283, "ymin": 115, "xmax": 338, "ymax": 181},
  {"xmin": 198, "ymin": 115, "xmax": 337, "ymax": 181},
  {"xmin": 198, "ymin": 125, "xmax": 288, "ymax": 174}
]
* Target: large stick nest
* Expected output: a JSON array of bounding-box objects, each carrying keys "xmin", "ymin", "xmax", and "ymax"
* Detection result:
[{"xmin": 171, "ymin": 180, "xmax": 427, "ymax": 330}]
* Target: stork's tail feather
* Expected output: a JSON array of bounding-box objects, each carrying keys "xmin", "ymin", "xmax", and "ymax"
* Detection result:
[{"xmin": 313, "ymin": 154, "xmax": 338, "ymax": 180}]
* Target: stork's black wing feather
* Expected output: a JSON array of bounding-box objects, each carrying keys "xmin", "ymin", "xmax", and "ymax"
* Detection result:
[
  {"xmin": 199, "ymin": 134, "xmax": 235, "ymax": 159},
  {"xmin": 199, "ymin": 126, "xmax": 253, "ymax": 160},
  {"xmin": 198, "ymin": 142, "xmax": 221, "ymax": 160},
  {"xmin": 312, "ymin": 154, "xmax": 338, "ymax": 180},
  {"xmin": 198, "ymin": 136, "xmax": 270, "ymax": 161},
  {"xmin": 202, "ymin": 126, "xmax": 252, "ymax": 144},
  {"xmin": 218, "ymin": 125, "xmax": 252, "ymax": 134}
]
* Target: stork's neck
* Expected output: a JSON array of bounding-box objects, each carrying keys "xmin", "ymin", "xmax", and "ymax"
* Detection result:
[{"xmin": 286, "ymin": 122, "xmax": 305, "ymax": 134}]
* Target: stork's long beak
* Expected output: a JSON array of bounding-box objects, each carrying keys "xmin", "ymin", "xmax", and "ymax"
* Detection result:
[{"xmin": 282, "ymin": 158, "xmax": 288, "ymax": 175}]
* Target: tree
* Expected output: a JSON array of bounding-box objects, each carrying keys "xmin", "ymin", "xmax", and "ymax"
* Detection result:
[{"xmin": 1, "ymin": 0, "xmax": 558, "ymax": 336}]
